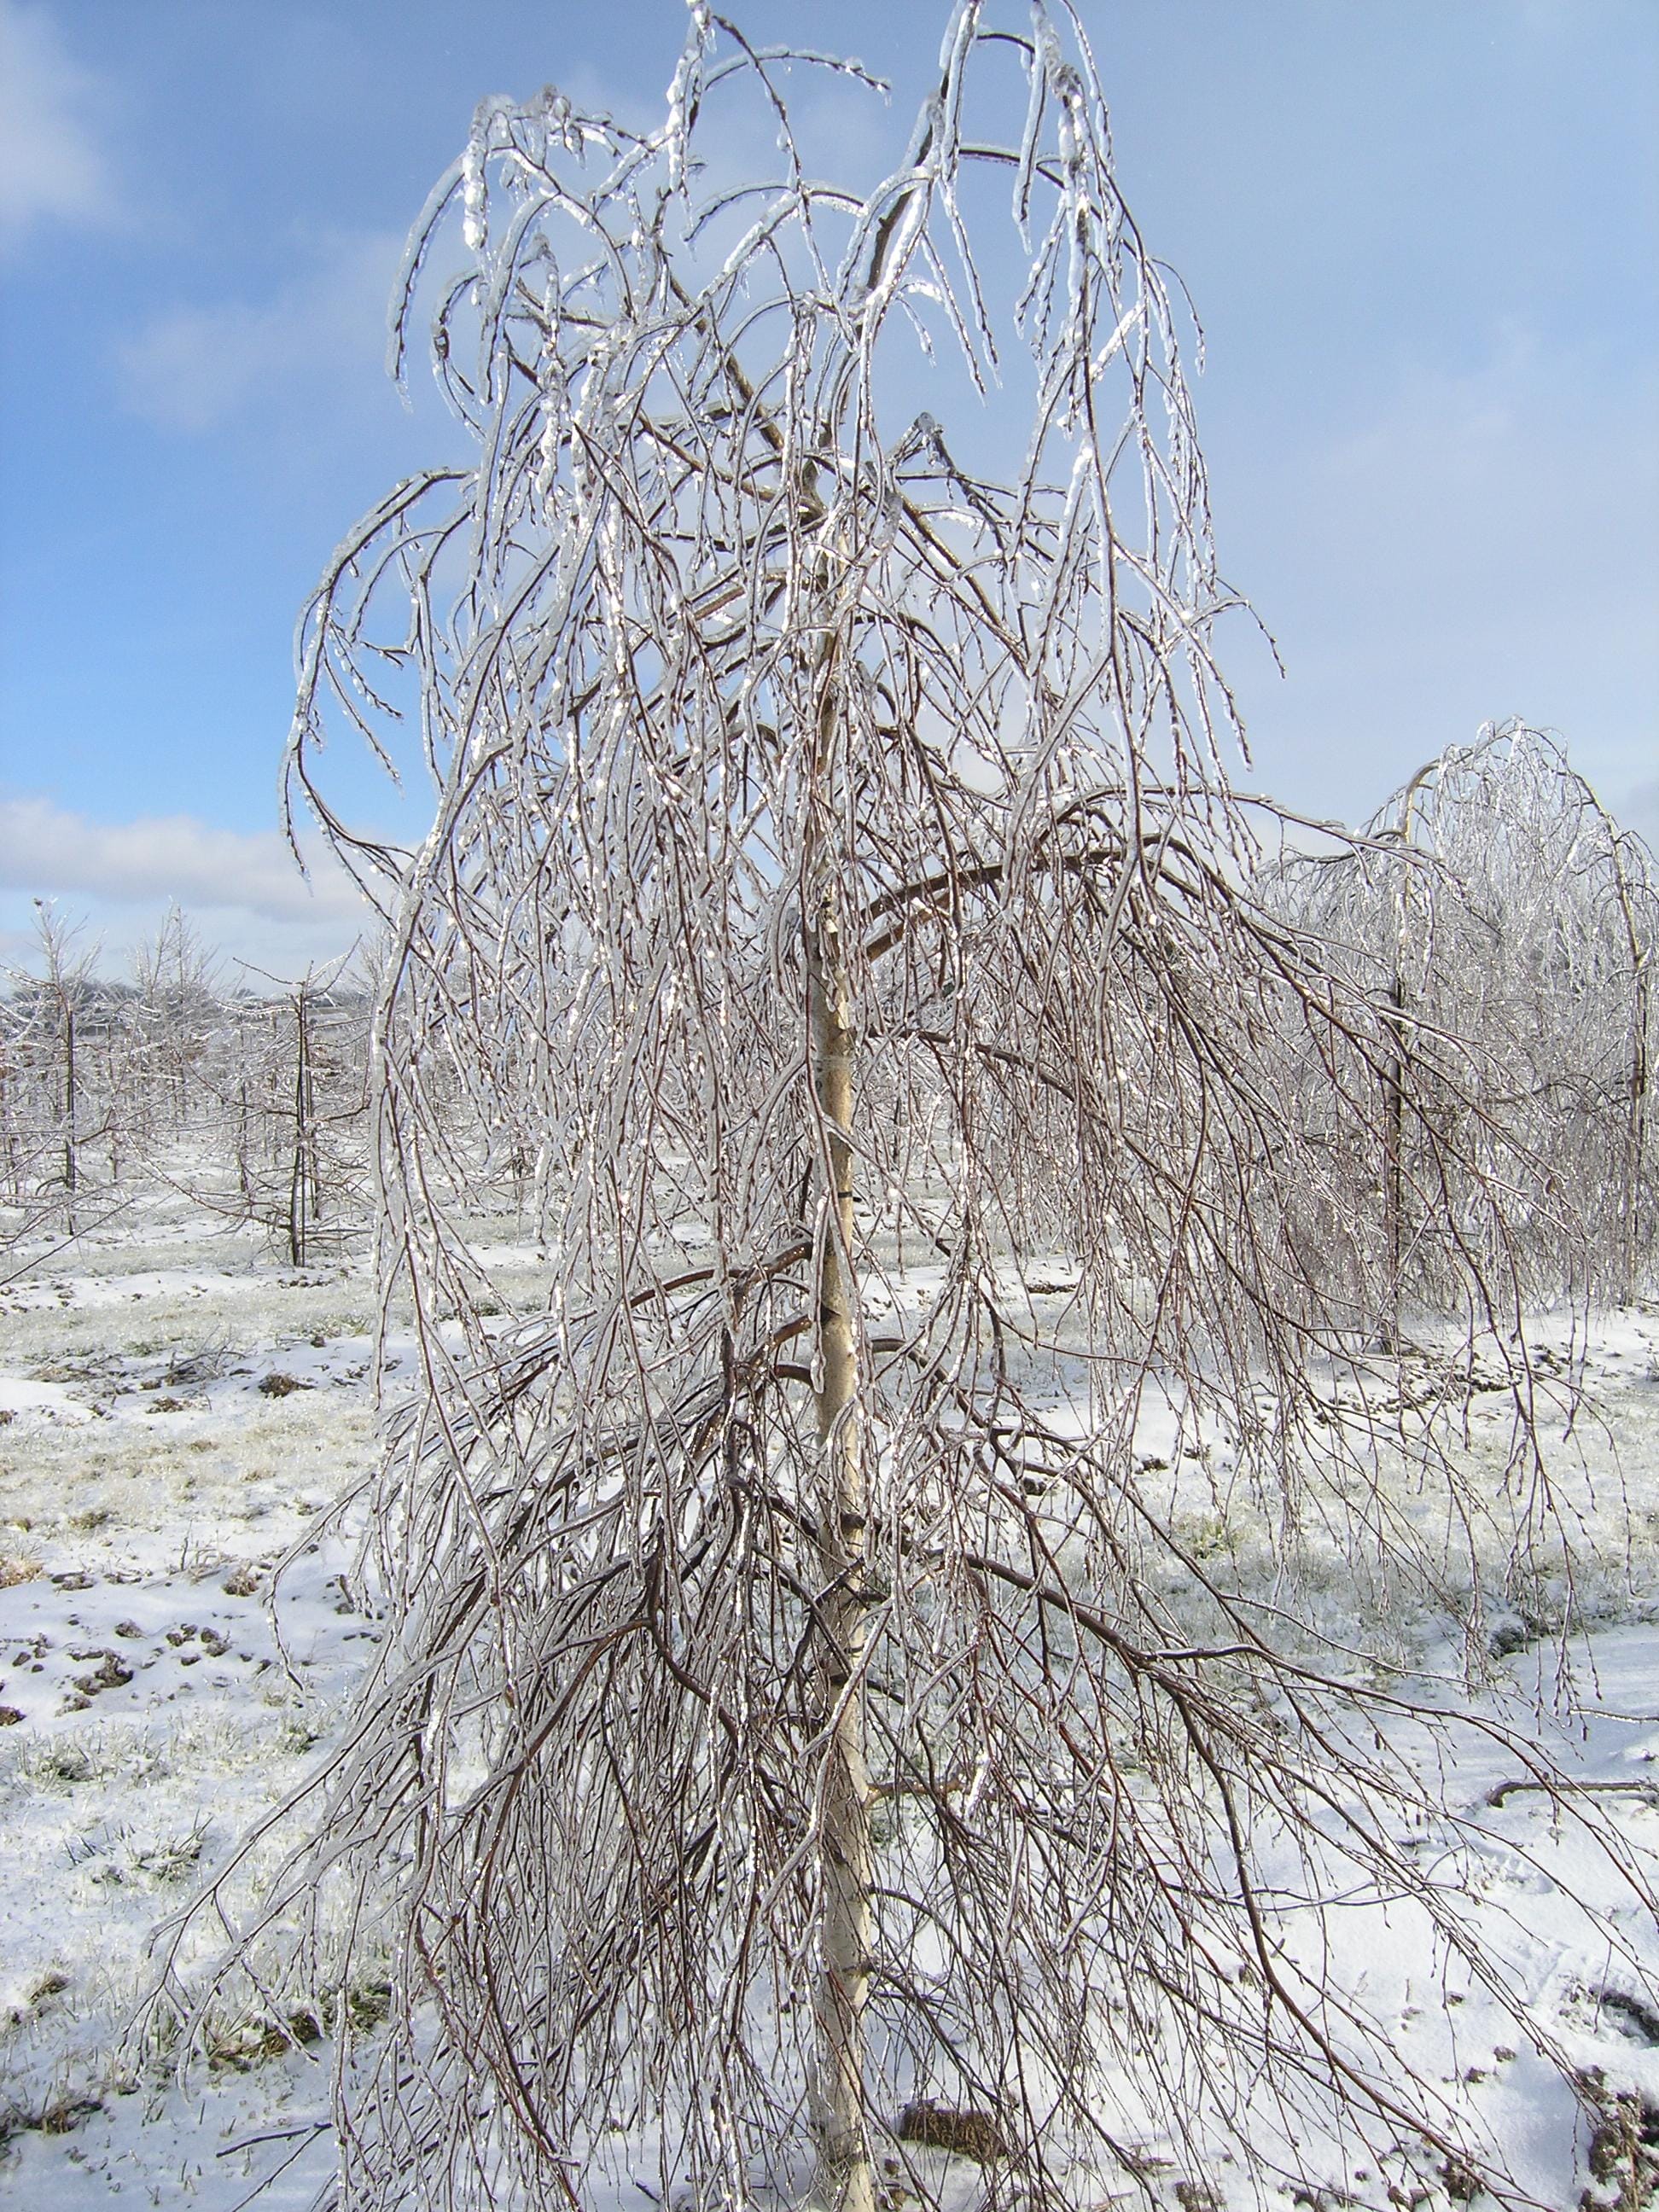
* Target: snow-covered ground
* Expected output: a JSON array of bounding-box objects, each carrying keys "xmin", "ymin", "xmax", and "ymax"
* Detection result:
[
  {"xmin": 2, "ymin": 1192, "xmax": 1657, "ymax": 2209},
  {"xmin": 0, "ymin": 1199, "xmax": 385, "ymax": 2205}
]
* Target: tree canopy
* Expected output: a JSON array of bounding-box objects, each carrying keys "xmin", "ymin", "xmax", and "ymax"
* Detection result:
[{"xmin": 150, "ymin": 11, "xmax": 1655, "ymax": 2210}]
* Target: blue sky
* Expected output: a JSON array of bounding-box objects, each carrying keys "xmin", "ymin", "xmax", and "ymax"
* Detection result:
[{"xmin": 1, "ymin": 0, "xmax": 1654, "ymax": 972}]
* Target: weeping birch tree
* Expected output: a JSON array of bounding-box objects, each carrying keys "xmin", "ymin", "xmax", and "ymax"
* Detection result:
[
  {"xmin": 1265, "ymin": 722, "xmax": 1658, "ymax": 1326},
  {"xmin": 156, "ymin": 10, "xmax": 1649, "ymax": 2210}
]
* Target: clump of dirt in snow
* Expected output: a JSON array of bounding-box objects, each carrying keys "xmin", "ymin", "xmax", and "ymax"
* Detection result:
[{"xmin": 1579, "ymin": 2066, "xmax": 1659, "ymax": 2211}]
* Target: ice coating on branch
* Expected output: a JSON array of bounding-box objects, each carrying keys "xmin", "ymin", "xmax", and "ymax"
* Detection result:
[
  {"xmin": 461, "ymin": 95, "xmax": 515, "ymax": 256},
  {"xmin": 664, "ymin": 2, "xmax": 713, "ymax": 190},
  {"xmin": 533, "ymin": 274, "xmax": 567, "ymax": 509},
  {"xmin": 461, "ymin": 139, "xmax": 486, "ymax": 255}
]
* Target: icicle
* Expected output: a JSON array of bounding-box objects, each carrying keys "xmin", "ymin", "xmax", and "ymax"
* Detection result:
[
  {"xmin": 462, "ymin": 99, "xmax": 513, "ymax": 256},
  {"xmin": 1013, "ymin": 6, "xmax": 1047, "ymax": 247},
  {"xmin": 664, "ymin": 2, "xmax": 713, "ymax": 191}
]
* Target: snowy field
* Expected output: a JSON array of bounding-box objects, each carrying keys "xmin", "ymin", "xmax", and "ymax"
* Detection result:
[{"xmin": 3, "ymin": 1190, "xmax": 1658, "ymax": 2209}]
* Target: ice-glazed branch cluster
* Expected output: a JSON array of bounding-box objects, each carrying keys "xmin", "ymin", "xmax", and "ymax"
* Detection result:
[{"xmin": 148, "ymin": 12, "xmax": 1650, "ymax": 2211}]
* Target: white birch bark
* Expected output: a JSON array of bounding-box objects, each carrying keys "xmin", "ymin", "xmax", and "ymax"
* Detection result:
[{"xmin": 806, "ymin": 899, "xmax": 874, "ymax": 2212}]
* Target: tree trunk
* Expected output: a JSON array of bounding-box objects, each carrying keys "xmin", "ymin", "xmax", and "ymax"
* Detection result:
[
  {"xmin": 288, "ymin": 982, "xmax": 311, "ymax": 1266},
  {"xmin": 61, "ymin": 998, "xmax": 79, "ymax": 1235},
  {"xmin": 236, "ymin": 1076, "xmax": 253, "ymax": 1212},
  {"xmin": 1382, "ymin": 771, "xmax": 1430, "ymax": 1348},
  {"xmin": 1628, "ymin": 969, "xmax": 1650, "ymax": 1305},
  {"xmin": 1381, "ymin": 972, "xmax": 1406, "ymax": 1348},
  {"xmin": 806, "ymin": 899, "xmax": 875, "ymax": 2212},
  {"xmin": 1613, "ymin": 860, "xmax": 1650, "ymax": 1306}
]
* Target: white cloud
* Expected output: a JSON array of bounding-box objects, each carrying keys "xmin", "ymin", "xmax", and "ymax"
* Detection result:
[
  {"xmin": 0, "ymin": 797, "xmax": 377, "ymax": 977},
  {"xmin": 0, "ymin": 0, "xmax": 112, "ymax": 253},
  {"xmin": 0, "ymin": 795, "xmax": 366, "ymax": 930},
  {"xmin": 117, "ymin": 229, "xmax": 404, "ymax": 434}
]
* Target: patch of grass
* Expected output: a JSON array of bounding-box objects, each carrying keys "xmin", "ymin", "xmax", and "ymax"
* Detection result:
[
  {"xmin": 335, "ymin": 1979, "xmax": 392, "ymax": 2036},
  {"xmin": 258, "ymin": 1372, "xmax": 307, "ymax": 1398},
  {"xmin": 34, "ymin": 2093, "xmax": 105, "ymax": 2137},
  {"xmin": 1578, "ymin": 2064, "xmax": 1659, "ymax": 2210},
  {"xmin": 205, "ymin": 2005, "xmax": 324, "ymax": 2071},
  {"xmin": 26, "ymin": 1742, "xmax": 95, "ymax": 1785},
  {"xmin": 0, "ymin": 2090, "xmax": 105, "ymax": 2148},
  {"xmin": 895, "ymin": 2099, "xmax": 1008, "ymax": 2163},
  {"xmin": 132, "ymin": 1819, "xmax": 211, "ymax": 1883}
]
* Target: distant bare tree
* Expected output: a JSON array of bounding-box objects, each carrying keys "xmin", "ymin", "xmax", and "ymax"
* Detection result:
[
  {"xmin": 0, "ymin": 902, "xmax": 102, "ymax": 1243},
  {"xmin": 224, "ymin": 960, "xmax": 370, "ymax": 1266},
  {"xmin": 129, "ymin": 905, "xmax": 223, "ymax": 1141},
  {"xmin": 1266, "ymin": 721, "xmax": 1657, "ymax": 1327},
  {"xmin": 154, "ymin": 14, "xmax": 1648, "ymax": 2211}
]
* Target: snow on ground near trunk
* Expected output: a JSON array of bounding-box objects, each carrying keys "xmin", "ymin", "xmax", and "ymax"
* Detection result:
[{"xmin": 2, "ymin": 1196, "xmax": 1658, "ymax": 2207}]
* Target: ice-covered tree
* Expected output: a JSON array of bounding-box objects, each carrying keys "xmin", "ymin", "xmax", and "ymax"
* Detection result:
[
  {"xmin": 212, "ymin": 959, "xmax": 370, "ymax": 1266},
  {"xmin": 155, "ymin": 12, "xmax": 1648, "ymax": 2209},
  {"xmin": 127, "ymin": 905, "xmax": 223, "ymax": 1139},
  {"xmin": 0, "ymin": 901, "xmax": 102, "ymax": 1239},
  {"xmin": 1266, "ymin": 722, "xmax": 1657, "ymax": 1325}
]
